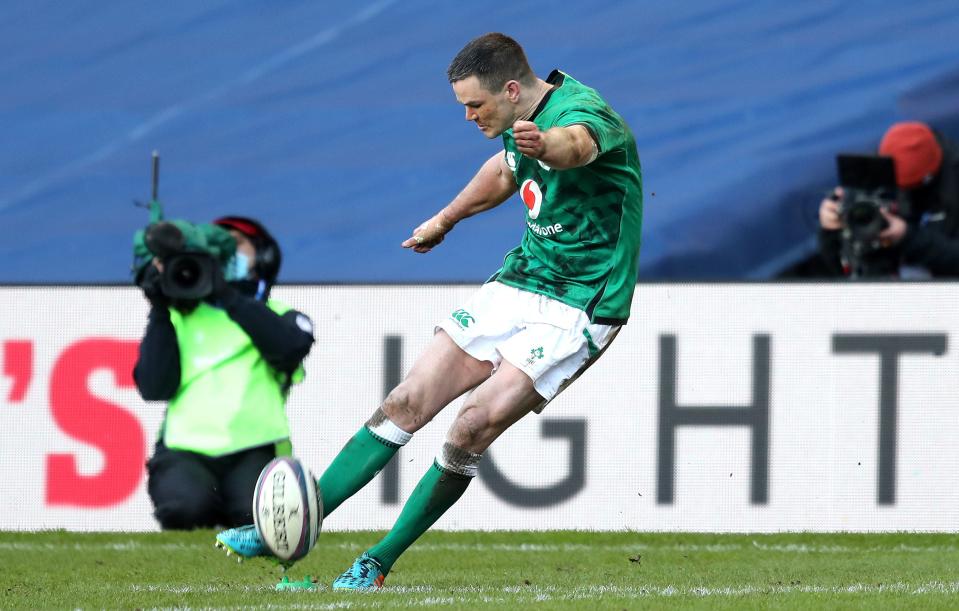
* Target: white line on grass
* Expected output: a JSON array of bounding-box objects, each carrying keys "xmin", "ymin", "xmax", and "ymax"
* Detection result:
[
  {"xmin": 376, "ymin": 541, "xmax": 959, "ymax": 555},
  {"xmin": 0, "ymin": 541, "xmax": 205, "ymax": 551},
  {"xmin": 3, "ymin": 540, "xmax": 958, "ymax": 554}
]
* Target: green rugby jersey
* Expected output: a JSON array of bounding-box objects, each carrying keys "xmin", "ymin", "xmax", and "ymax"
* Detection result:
[{"xmin": 496, "ymin": 70, "xmax": 643, "ymax": 324}]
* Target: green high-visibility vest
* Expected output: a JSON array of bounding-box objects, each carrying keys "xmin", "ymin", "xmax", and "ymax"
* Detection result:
[{"xmin": 163, "ymin": 299, "xmax": 303, "ymax": 456}]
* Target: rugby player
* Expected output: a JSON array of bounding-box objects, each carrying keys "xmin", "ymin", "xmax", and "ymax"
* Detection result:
[{"xmin": 217, "ymin": 32, "xmax": 643, "ymax": 590}]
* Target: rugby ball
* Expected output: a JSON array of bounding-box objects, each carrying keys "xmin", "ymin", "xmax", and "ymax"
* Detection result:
[{"xmin": 252, "ymin": 457, "xmax": 322, "ymax": 563}]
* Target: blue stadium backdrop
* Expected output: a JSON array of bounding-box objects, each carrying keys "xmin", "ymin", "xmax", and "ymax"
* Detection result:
[{"xmin": 1, "ymin": 0, "xmax": 959, "ymax": 282}]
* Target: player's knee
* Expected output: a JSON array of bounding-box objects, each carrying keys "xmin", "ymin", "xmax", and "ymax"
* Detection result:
[
  {"xmin": 153, "ymin": 495, "xmax": 218, "ymax": 530},
  {"xmin": 382, "ymin": 383, "xmax": 430, "ymax": 431},
  {"xmin": 224, "ymin": 498, "xmax": 254, "ymax": 527},
  {"xmin": 382, "ymin": 385, "xmax": 415, "ymax": 420},
  {"xmin": 449, "ymin": 400, "xmax": 500, "ymax": 451}
]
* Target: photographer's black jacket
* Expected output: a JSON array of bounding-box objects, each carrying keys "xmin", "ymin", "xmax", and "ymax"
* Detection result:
[
  {"xmin": 134, "ymin": 288, "xmax": 314, "ymax": 400},
  {"xmin": 819, "ymin": 131, "xmax": 959, "ymax": 277}
]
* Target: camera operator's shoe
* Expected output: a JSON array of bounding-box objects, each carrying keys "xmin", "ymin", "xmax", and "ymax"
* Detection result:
[
  {"xmin": 214, "ymin": 524, "xmax": 270, "ymax": 561},
  {"xmin": 331, "ymin": 553, "xmax": 385, "ymax": 590}
]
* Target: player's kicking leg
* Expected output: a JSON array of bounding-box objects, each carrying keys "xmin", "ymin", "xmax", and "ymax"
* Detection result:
[
  {"xmin": 215, "ymin": 329, "xmax": 491, "ymax": 560},
  {"xmin": 333, "ymin": 284, "xmax": 622, "ymax": 588},
  {"xmin": 333, "ymin": 359, "xmax": 544, "ymax": 590}
]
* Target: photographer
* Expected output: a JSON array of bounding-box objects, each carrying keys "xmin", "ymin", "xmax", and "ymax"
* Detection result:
[
  {"xmin": 133, "ymin": 216, "xmax": 314, "ymax": 530},
  {"xmin": 819, "ymin": 121, "xmax": 959, "ymax": 278}
]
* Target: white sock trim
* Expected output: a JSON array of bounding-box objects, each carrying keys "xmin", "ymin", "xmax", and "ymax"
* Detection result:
[
  {"xmin": 436, "ymin": 442, "xmax": 482, "ymax": 478},
  {"xmin": 367, "ymin": 417, "xmax": 412, "ymax": 446}
]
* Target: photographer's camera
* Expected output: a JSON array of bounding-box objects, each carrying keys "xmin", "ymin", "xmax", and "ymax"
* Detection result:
[
  {"xmin": 833, "ymin": 154, "xmax": 900, "ymax": 278},
  {"xmin": 143, "ymin": 221, "xmax": 218, "ymax": 300},
  {"xmin": 839, "ymin": 192, "xmax": 889, "ymax": 253},
  {"xmin": 161, "ymin": 252, "xmax": 217, "ymax": 300},
  {"xmin": 133, "ymin": 213, "xmax": 236, "ymax": 309}
]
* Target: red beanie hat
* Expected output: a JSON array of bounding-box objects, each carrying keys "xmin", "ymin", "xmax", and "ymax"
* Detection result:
[{"xmin": 878, "ymin": 122, "xmax": 943, "ymax": 189}]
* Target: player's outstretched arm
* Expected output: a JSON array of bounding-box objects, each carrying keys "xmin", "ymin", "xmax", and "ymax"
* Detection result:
[
  {"xmin": 402, "ymin": 152, "xmax": 516, "ymax": 253},
  {"xmin": 513, "ymin": 121, "xmax": 597, "ymax": 170}
]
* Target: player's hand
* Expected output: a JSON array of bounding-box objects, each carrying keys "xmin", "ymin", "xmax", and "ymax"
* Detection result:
[
  {"xmin": 401, "ymin": 212, "xmax": 453, "ymax": 253},
  {"xmin": 819, "ymin": 187, "xmax": 843, "ymax": 231},
  {"xmin": 878, "ymin": 209, "xmax": 907, "ymax": 248},
  {"xmin": 513, "ymin": 120, "xmax": 546, "ymax": 159}
]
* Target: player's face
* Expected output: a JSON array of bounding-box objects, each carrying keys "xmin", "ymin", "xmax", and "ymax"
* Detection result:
[{"xmin": 452, "ymin": 76, "xmax": 515, "ymax": 138}]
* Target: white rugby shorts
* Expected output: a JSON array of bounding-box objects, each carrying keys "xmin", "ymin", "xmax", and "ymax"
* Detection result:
[{"xmin": 437, "ymin": 281, "xmax": 620, "ymax": 410}]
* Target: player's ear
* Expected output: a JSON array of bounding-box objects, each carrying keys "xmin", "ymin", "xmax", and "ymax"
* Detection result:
[{"xmin": 505, "ymin": 80, "xmax": 521, "ymax": 103}]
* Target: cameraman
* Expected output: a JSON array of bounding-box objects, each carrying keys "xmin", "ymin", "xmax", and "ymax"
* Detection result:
[
  {"xmin": 819, "ymin": 121, "xmax": 959, "ymax": 278},
  {"xmin": 133, "ymin": 216, "xmax": 314, "ymax": 530}
]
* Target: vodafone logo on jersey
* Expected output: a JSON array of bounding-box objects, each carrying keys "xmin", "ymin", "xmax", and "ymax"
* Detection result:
[{"xmin": 520, "ymin": 179, "xmax": 543, "ymax": 219}]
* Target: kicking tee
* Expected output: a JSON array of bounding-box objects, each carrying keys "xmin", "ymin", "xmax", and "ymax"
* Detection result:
[{"xmin": 497, "ymin": 70, "xmax": 643, "ymax": 324}]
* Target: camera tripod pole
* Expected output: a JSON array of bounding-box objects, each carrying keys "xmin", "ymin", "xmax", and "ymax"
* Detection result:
[
  {"xmin": 149, "ymin": 150, "xmax": 163, "ymax": 223},
  {"xmin": 151, "ymin": 150, "xmax": 159, "ymax": 200}
]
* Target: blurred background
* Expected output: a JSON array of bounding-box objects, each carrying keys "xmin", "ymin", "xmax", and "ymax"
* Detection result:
[{"xmin": 2, "ymin": 0, "xmax": 959, "ymax": 283}]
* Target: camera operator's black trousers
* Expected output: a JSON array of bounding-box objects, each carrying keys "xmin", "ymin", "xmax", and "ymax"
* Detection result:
[{"xmin": 146, "ymin": 441, "xmax": 276, "ymax": 530}]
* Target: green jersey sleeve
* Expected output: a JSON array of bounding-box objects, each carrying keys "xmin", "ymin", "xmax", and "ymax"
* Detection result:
[{"xmin": 554, "ymin": 101, "xmax": 627, "ymax": 155}]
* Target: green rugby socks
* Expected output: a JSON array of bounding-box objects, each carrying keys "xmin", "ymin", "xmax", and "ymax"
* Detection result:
[
  {"xmin": 367, "ymin": 442, "xmax": 481, "ymax": 574},
  {"xmin": 317, "ymin": 408, "xmax": 412, "ymax": 517}
]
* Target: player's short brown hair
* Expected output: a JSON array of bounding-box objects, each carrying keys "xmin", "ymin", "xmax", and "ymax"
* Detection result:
[{"xmin": 447, "ymin": 33, "xmax": 535, "ymax": 91}]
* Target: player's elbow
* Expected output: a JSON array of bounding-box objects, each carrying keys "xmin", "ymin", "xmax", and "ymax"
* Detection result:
[
  {"xmin": 565, "ymin": 126, "xmax": 599, "ymax": 168},
  {"xmin": 546, "ymin": 131, "xmax": 595, "ymax": 170},
  {"xmin": 571, "ymin": 134, "xmax": 598, "ymax": 167}
]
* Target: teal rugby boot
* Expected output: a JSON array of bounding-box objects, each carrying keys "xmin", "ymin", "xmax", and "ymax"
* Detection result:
[
  {"xmin": 214, "ymin": 524, "xmax": 270, "ymax": 561},
  {"xmin": 331, "ymin": 552, "xmax": 386, "ymax": 590}
]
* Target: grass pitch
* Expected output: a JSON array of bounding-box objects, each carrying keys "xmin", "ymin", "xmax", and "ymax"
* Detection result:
[{"xmin": 1, "ymin": 530, "xmax": 958, "ymax": 609}]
